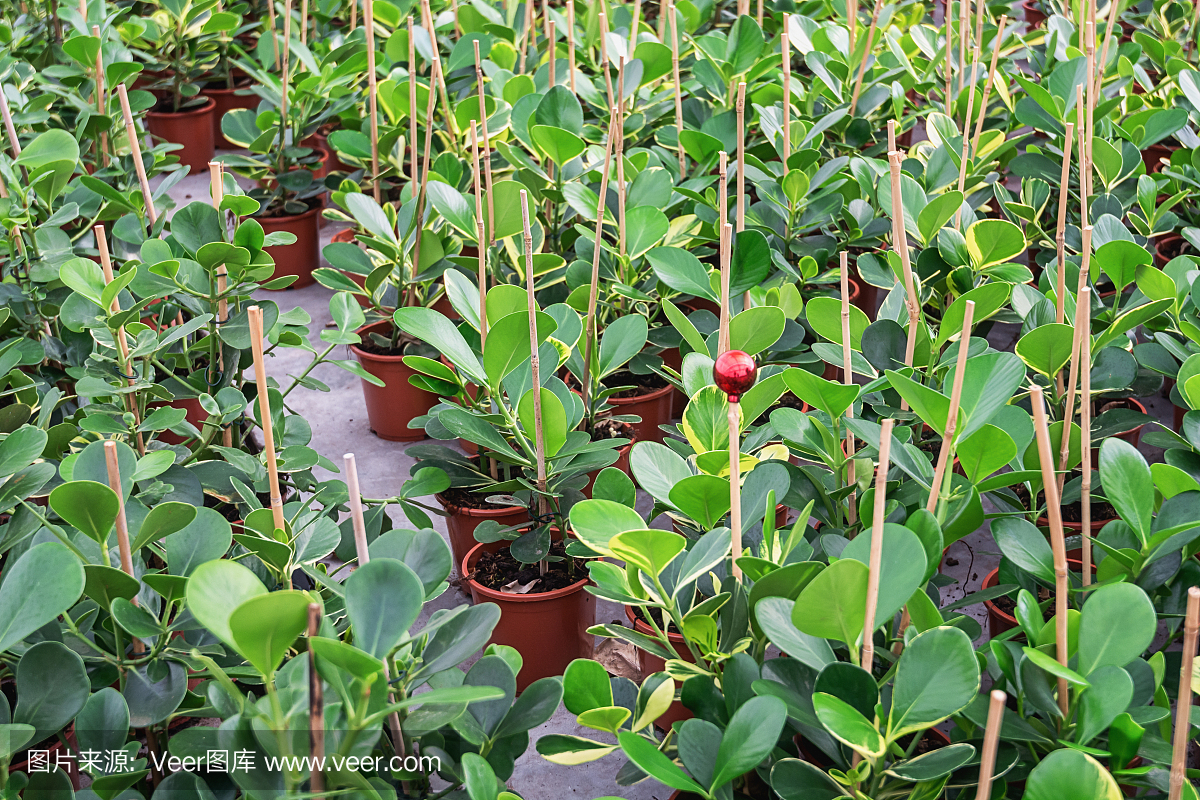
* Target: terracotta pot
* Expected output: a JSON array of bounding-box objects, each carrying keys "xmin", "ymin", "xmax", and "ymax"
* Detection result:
[
  {"xmin": 626, "ymin": 606, "xmax": 694, "ymax": 729},
  {"xmin": 348, "ymin": 320, "xmax": 437, "ymax": 441},
  {"xmin": 1023, "ymin": 0, "xmax": 1046, "ymax": 28},
  {"xmin": 1156, "ymin": 233, "xmax": 1187, "ymax": 267},
  {"xmin": 304, "ymin": 130, "xmax": 352, "ymax": 173},
  {"xmin": 1092, "ymin": 396, "xmax": 1149, "ymax": 457},
  {"xmin": 207, "ymin": 81, "xmax": 259, "ymax": 149},
  {"xmin": 607, "ymin": 380, "xmax": 674, "ymax": 444},
  {"xmin": 329, "ymin": 227, "xmax": 372, "ymax": 306},
  {"xmin": 254, "ymin": 204, "xmax": 321, "ymax": 288},
  {"xmin": 146, "ymin": 98, "xmax": 217, "ymax": 172},
  {"xmin": 982, "ymin": 557, "xmax": 1089, "ymax": 638},
  {"xmin": 1142, "ymin": 143, "xmax": 1176, "ymax": 173},
  {"xmin": 154, "ymin": 396, "xmax": 208, "ymax": 446},
  {"xmin": 582, "ymin": 440, "xmax": 634, "ymax": 498},
  {"xmin": 462, "ymin": 542, "xmax": 594, "ymax": 693},
  {"xmin": 437, "ymin": 492, "xmax": 529, "ymax": 573},
  {"xmin": 10, "ymin": 725, "xmax": 82, "ymax": 789}
]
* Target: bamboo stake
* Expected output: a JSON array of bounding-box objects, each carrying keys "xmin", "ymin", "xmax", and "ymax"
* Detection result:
[
  {"xmin": 1058, "ymin": 234, "xmax": 1092, "ymax": 495},
  {"xmin": 1054, "ymin": 123, "xmax": 1075, "ymax": 326},
  {"xmin": 926, "ymin": 300, "xmax": 974, "ymax": 514},
  {"xmin": 841, "ymin": 252, "xmax": 857, "ymax": 526},
  {"xmin": 719, "ymin": 222, "xmax": 732, "ymax": 353},
  {"xmin": 451, "ymin": 0, "xmax": 460, "ymax": 36},
  {"xmin": 0, "ymin": 87, "xmax": 22, "ymax": 158},
  {"xmin": 658, "ymin": 0, "xmax": 667, "ymax": 40},
  {"xmin": 736, "ymin": 81, "xmax": 746, "ymax": 233},
  {"xmin": 959, "ymin": 0, "xmax": 969, "ymax": 96},
  {"xmin": 1030, "ymin": 385, "xmax": 1071, "ymax": 717},
  {"xmin": 1080, "ymin": 285, "xmax": 1093, "ymax": 585},
  {"xmin": 599, "ymin": 13, "xmax": 615, "ymax": 110},
  {"xmin": 519, "ymin": 192, "xmax": 548, "ymax": 530},
  {"xmin": 78, "ymin": 0, "xmax": 85, "ymax": 23},
  {"xmin": 953, "ymin": 11, "xmax": 985, "ymax": 228},
  {"xmin": 410, "ymin": 59, "xmax": 439, "ymax": 305},
  {"xmin": 104, "ymin": 440, "xmax": 143, "ymax": 653},
  {"xmin": 96, "ymin": 226, "xmax": 146, "ymax": 456},
  {"xmin": 92, "ymin": 24, "xmax": 108, "ymax": 166},
  {"xmin": 365, "ymin": 0, "xmax": 379, "ymax": 201},
  {"xmin": 300, "ymin": 0, "xmax": 307, "ymax": 45},
  {"xmin": 862, "ymin": 417, "xmax": 894, "ymax": 671},
  {"xmin": 268, "ymin": 0, "xmax": 279, "ymax": 70},
  {"xmin": 1169, "ymin": 586, "xmax": 1200, "ymax": 800},
  {"xmin": 1077, "ymin": 84, "xmax": 1088, "ymax": 227},
  {"xmin": 944, "ymin": 0, "xmax": 954, "ymax": 115},
  {"xmin": 888, "ymin": 152, "xmax": 921, "ymax": 386},
  {"xmin": 470, "ymin": 123, "xmax": 487, "ymax": 349},
  {"xmin": 718, "ymin": 149, "xmax": 728, "ymax": 233},
  {"xmin": 782, "ymin": 15, "xmax": 791, "ymax": 165},
  {"xmin": 1098, "ymin": 0, "xmax": 1122, "ymax": 87},
  {"xmin": 848, "ymin": 0, "xmax": 858, "ymax": 52},
  {"xmin": 849, "ymin": 0, "xmax": 884, "ymax": 116},
  {"xmin": 548, "ymin": 19, "xmax": 556, "ymax": 86},
  {"xmin": 566, "ymin": 1, "xmax": 576, "ymax": 94},
  {"xmin": 583, "ymin": 109, "xmax": 618, "ymax": 415},
  {"xmin": 974, "ymin": 690, "xmax": 1007, "ymax": 800},
  {"xmin": 349, "ymin": 0, "xmax": 355, "ymax": 31},
  {"xmin": 756, "ymin": 0, "xmax": 762, "ymax": 24},
  {"xmin": 115, "ymin": 86, "xmax": 154, "ymax": 226},
  {"xmin": 342, "ymin": 453, "xmax": 409, "ymax": 790},
  {"xmin": 517, "ymin": 0, "xmax": 532, "ymax": 73},
  {"xmin": 630, "ymin": 0, "xmax": 642, "ymax": 75},
  {"xmin": 281, "ymin": 0, "xmax": 292, "ymax": 124},
  {"xmin": 616, "ymin": 57, "xmax": 627, "ymax": 257},
  {"xmin": 209, "ymin": 164, "xmax": 233, "ymax": 449},
  {"xmin": 248, "ymin": 306, "xmax": 287, "ymax": 541},
  {"xmin": 474, "ymin": 40, "xmax": 494, "ymax": 244},
  {"xmin": 420, "ymin": 0, "xmax": 455, "ymax": 140},
  {"xmin": 307, "ymin": 602, "xmax": 323, "ymax": 798},
  {"xmin": 670, "ymin": 1, "xmax": 684, "ymax": 174},
  {"xmin": 971, "ymin": 15, "xmax": 1006, "ymax": 152},
  {"xmin": 1086, "ymin": 20, "xmax": 1095, "ymax": 184},
  {"xmin": 888, "ymin": 118, "xmax": 896, "ymax": 152},
  {"xmin": 727, "ymin": 378, "xmax": 746, "ymax": 581}
]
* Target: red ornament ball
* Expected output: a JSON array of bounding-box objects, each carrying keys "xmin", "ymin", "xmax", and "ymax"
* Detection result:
[{"xmin": 714, "ymin": 350, "xmax": 757, "ymax": 401}]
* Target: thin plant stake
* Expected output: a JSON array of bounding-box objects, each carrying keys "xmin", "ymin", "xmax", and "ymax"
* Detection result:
[
  {"xmin": 300, "ymin": 0, "xmax": 308, "ymax": 45},
  {"xmin": 547, "ymin": 19, "xmax": 555, "ymax": 87},
  {"xmin": 349, "ymin": 0, "xmax": 356, "ymax": 31},
  {"xmin": 1080, "ymin": 286, "xmax": 1093, "ymax": 584},
  {"xmin": 862, "ymin": 417, "xmax": 894, "ymax": 671},
  {"xmin": 849, "ymin": 0, "xmax": 884, "ymax": 116},
  {"xmin": 104, "ymin": 440, "xmax": 143, "ymax": 653},
  {"xmin": 670, "ymin": 2, "xmax": 684, "ymax": 174},
  {"xmin": 974, "ymin": 690, "xmax": 1007, "ymax": 800},
  {"xmin": 96, "ymin": 225, "xmax": 146, "ymax": 456},
  {"xmin": 342, "ymin": 454, "xmax": 409, "ymax": 792},
  {"xmin": 409, "ymin": 59, "xmax": 439, "ymax": 305},
  {"xmin": 1168, "ymin": 586, "xmax": 1200, "ymax": 800},
  {"xmin": 519, "ymin": 192, "xmax": 548, "ymax": 527},
  {"xmin": 307, "ymin": 602, "xmax": 323, "ymax": 799},
  {"xmin": 470, "ymin": 123, "xmax": 487, "ymax": 348},
  {"xmin": 365, "ymin": 0, "xmax": 379, "ymax": 201},
  {"xmin": 281, "ymin": 0, "xmax": 292, "ymax": 124},
  {"xmin": 268, "ymin": 0, "xmax": 279, "ymax": 69},
  {"xmin": 566, "ymin": 1, "xmax": 577, "ymax": 93},
  {"xmin": 616, "ymin": 57, "xmax": 627, "ymax": 258},
  {"xmin": 888, "ymin": 152, "xmax": 921, "ymax": 386},
  {"xmin": 1058, "ymin": 232, "xmax": 1092, "ymax": 495},
  {"xmin": 848, "ymin": 0, "xmax": 858, "ymax": 51},
  {"xmin": 944, "ymin": 0, "xmax": 954, "ymax": 116},
  {"xmin": 599, "ymin": 13, "xmax": 615, "ymax": 111},
  {"xmin": 408, "ymin": 18, "xmax": 418, "ymax": 206},
  {"xmin": 888, "ymin": 118, "xmax": 896, "ymax": 152},
  {"xmin": 1030, "ymin": 385, "xmax": 1071, "ymax": 717},
  {"xmin": 517, "ymin": 0, "xmax": 533, "ymax": 73},
  {"xmin": 248, "ymin": 306, "xmax": 287, "ymax": 541},
  {"xmin": 1086, "ymin": 20, "xmax": 1095, "ymax": 176},
  {"xmin": 736, "ymin": 81, "xmax": 746, "ymax": 232},
  {"xmin": 719, "ymin": 222, "xmax": 732, "ymax": 353},
  {"xmin": 474, "ymin": 40, "xmax": 494, "ymax": 244},
  {"xmin": 420, "ymin": 0, "xmax": 455, "ymax": 139},
  {"xmin": 841, "ymin": 251, "xmax": 857, "ymax": 526},
  {"xmin": 926, "ymin": 300, "xmax": 975, "ymax": 515},
  {"xmin": 1054, "ymin": 122, "xmax": 1076, "ymax": 326},
  {"xmin": 782, "ymin": 16, "xmax": 791, "ymax": 165},
  {"xmin": 210, "ymin": 163, "xmax": 233, "ymax": 449},
  {"xmin": 630, "ymin": 0, "xmax": 641, "ymax": 81},
  {"xmin": 1077, "ymin": 84, "xmax": 1088, "ymax": 226},
  {"xmin": 1098, "ymin": 0, "xmax": 1122, "ymax": 88},
  {"xmin": 718, "ymin": 149, "xmax": 728, "ymax": 233},
  {"xmin": 971, "ymin": 15, "xmax": 1006, "ymax": 151},
  {"xmin": 724, "ymin": 374, "xmax": 748, "ymax": 581},
  {"xmin": 92, "ymin": 24, "xmax": 108, "ymax": 166},
  {"xmin": 959, "ymin": 0, "xmax": 969, "ymax": 96},
  {"xmin": 953, "ymin": 18, "xmax": 985, "ymax": 228},
  {"xmin": 583, "ymin": 109, "xmax": 618, "ymax": 415},
  {"xmin": 116, "ymin": 84, "xmax": 156, "ymax": 227}
]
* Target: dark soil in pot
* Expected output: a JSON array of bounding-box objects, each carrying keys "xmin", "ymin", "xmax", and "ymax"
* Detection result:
[
  {"xmin": 437, "ymin": 485, "xmax": 529, "ymax": 570},
  {"xmin": 468, "ymin": 540, "xmax": 585, "ymax": 592}
]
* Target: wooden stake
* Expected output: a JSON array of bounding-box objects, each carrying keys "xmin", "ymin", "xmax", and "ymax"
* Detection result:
[
  {"xmin": 959, "ymin": 0, "xmax": 969, "ymax": 96},
  {"xmin": 583, "ymin": 109, "xmax": 618, "ymax": 414},
  {"xmin": 300, "ymin": 0, "xmax": 308, "ymax": 45},
  {"xmin": 548, "ymin": 19, "xmax": 556, "ymax": 86},
  {"xmin": 365, "ymin": 0, "xmax": 379, "ymax": 202},
  {"xmin": 451, "ymin": 0, "xmax": 460, "ymax": 36},
  {"xmin": 848, "ymin": 0, "xmax": 858, "ymax": 52},
  {"xmin": 420, "ymin": 0, "xmax": 455, "ymax": 140},
  {"xmin": 117, "ymin": 86, "xmax": 156, "ymax": 227},
  {"xmin": 0, "ymin": 87, "xmax": 22, "ymax": 158},
  {"xmin": 718, "ymin": 149, "xmax": 728, "ymax": 233},
  {"xmin": 1058, "ymin": 239, "xmax": 1092, "ymax": 496},
  {"xmin": 926, "ymin": 300, "xmax": 974, "ymax": 514},
  {"xmin": 104, "ymin": 440, "xmax": 143, "ymax": 653},
  {"xmin": 599, "ymin": 13, "xmax": 615, "ymax": 111},
  {"xmin": 841, "ymin": 252, "xmax": 857, "ymax": 526},
  {"xmin": 630, "ymin": 0, "xmax": 641, "ymax": 75},
  {"xmin": 1098, "ymin": 0, "xmax": 1122, "ymax": 88},
  {"xmin": 566, "ymin": 0, "xmax": 576, "ymax": 94},
  {"xmin": 268, "ymin": 0, "xmax": 279, "ymax": 70},
  {"xmin": 974, "ymin": 690, "xmax": 1007, "ymax": 800},
  {"xmin": 944, "ymin": 0, "xmax": 954, "ymax": 115},
  {"xmin": 1077, "ymin": 84, "xmax": 1088, "ymax": 226},
  {"xmin": 517, "ymin": 0, "xmax": 533, "ymax": 73},
  {"xmin": 1086, "ymin": 20, "xmax": 1095, "ymax": 186},
  {"xmin": 735, "ymin": 81, "xmax": 746, "ymax": 232},
  {"xmin": 281, "ymin": 0, "xmax": 292, "ymax": 124},
  {"xmin": 953, "ymin": 16, "xmax": 985, "ymax": 229},
  {"xmin": 782, "ymin": 17, "xmax": 791, "ymax": 166},
  {"xmin": 92, "ymin": 24, "xmax": 108, "ymax": 166},
  {"xmin": 410, "ymin": 59, "xmax": 438, "ymax": 299},
  {"xmin": 1169, "ymin": 586, "xmax": 1200, "ymax": 800},
  {"xmin": 888, "ymin": 118, "xmax": 896, "ymax": 152},
  {"xmin": 248, "ymin": 306, "xmax": 287, "ymax": 539},
  {"xmin": 1080, "ymin": 284, "xmax": 1093, "ymax": 585},
  {"xmin": 849, "ymin": 0, "xmax": 884, "ymax": 116},
  {"xmin": 96, "ymin": 225, "xmax": 146, "ymax": 456},
  {"xmin": 1030, "ymin": 385, "xmax": 1071, "ymax": 717},
  {"xmin": 719, "ymin": 222, "xmax": 732, "ymax": 353},
  {"xmin": 658, "ymin": 0, "xmax": 668, "ymax": 40},
  {"xmin": 474, "ymin": 40, "xmax": 494, "ymax": 244},
  {"xmin": 615, "ymin": 57, "xmax": 627, "ymax": 257},
  {"xmin": 349, "ymin": 0, "xmax": 356, "ymax": 31},
  {"xmin": 519, "ymin": 192, "xmax": 548, "ymax": 524},
  {"xmin": 670, "ymin": 1, "xmax": 684, "ymax": 174},
  {"xmin": 888, "ymin": 152, "xmax": 921, "ymax": 384},
  {"xmin": 862, "ymin": 417, "xmax": 894, "ymax": 671},
  {"xmin": 728, "ymin": 392, "xmax": 743, "ymax": 580},
  {"xmin": 209, "ymin": 163, "xmax": 233, "ymax": 449},
  {"xmin": 1054, "ymin": 122, "xmax": 1076, "ymax": 326},
  {"xmin": 971, "ymin": 15, "xmax": 1006, "ymax": 152},
  {"xmin": 307, "ymin": 602, "xmax": 324, "ymax": 798},
  {"xmin": 470, "ymin": 123, "xmax": 487, "ymax": 349}
]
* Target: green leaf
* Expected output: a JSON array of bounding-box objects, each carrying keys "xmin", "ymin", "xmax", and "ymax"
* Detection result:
[
  {"xmin": 482, "ymin": 310, "xmax": 557, "ymax": 387},
  {"xmin": 1022, "ymin": 749, "xmax": 1122, "ymax": 800},
  {"xmin": 229, "ymin": 591, "xmax": 313, "ymax": 676},
  {"xmin": 812, "ymin": 693, "xmax": 886, "ymax": 758},
  {"xmin": 610, "ymin": 529, "xmax": 686, "ymax": 577},
  {"xmin": 783, "ymin": 368, "xmax": 857, "ymax": 419},
  {"xmin": 711, "ymin": 695, "xmax": 787, "ymax": 789},
  {"xmin": 0, "ymin": 543, "xmax": 85, "ymax": 654},
  {"xmin": 729, "ymin": 306, "xmax": 785, "ymax": 356},
  {"xmin": 992, "ymin": 517, "xmax": 1056, "ymax": 584},
  {"xmin": 1016, "ymin": 323, "xmax": 1076, "ymax": 378},
  {"xmin": 563, "ymin": 658, "xmax": 614, "ymax": 714},
  {"xmin": 956, "ymin": 424, "xmax": 1016, "ymax": 482},
  {"xmin": 887, "ymin": 627, "xmax": 980, "ymax": 738},
  {"xmin": 806, "ymin": 296, "xmax": 870, "ymax": 349},
  {"xmin": 1098, "ymin": 438, "xmax": 1153, "ymax": 543},
  {"xmin": 518, "ymin": 387, "xmax": 568, "ymax": 457},
  {"xmin": 568, "ymin": 499, "xmax": 647, "ymax": 556},
  {"xmin": 531, "ymin": 125, "xmax": 586, "ymax": 166},
  {"xmin": 346, "ymin": 558, "xmax": 424, "ymax": 659},
  {"xmin": 885, "ymin": 370, "xmax": 950, "ymax": 432},
  {"xmin": 185, "ymin": 560, "xmax": 267, "ymax": 652},
  {"xmin": 1077, "ymin": 583, "xmax": 1157, "ymax": 675},
  {"xmin": 48, "ymin": 481, "xmax": 118, "ymax": 544},
  {"xmin": 130, "ymin": 502, "xmax": 196, "ymax": 551},
  {"xmin": 616, "ymin": 731, "xmax": 706, "ymax": 794},
  {"xmin": 1075, "ymin": 666, "xmax": 1134, "ymax": 746},
  {"xmin": 394, "ymin": 307, "xmax": 486, "ymax": 385},
  {"xmin": 792, "ymin": 559, "xmax": 867, "ymax": 646},
  {"xmin": 647, "ymin": 247, "xmax": 717, "ymax": 301},
  {"xmin": 917, "ymin": 191, "xmax": 964, "ymax": 245},
  {"xmin": 965, "ymin": 219, "xmax": 1025, "ymax": 269}
]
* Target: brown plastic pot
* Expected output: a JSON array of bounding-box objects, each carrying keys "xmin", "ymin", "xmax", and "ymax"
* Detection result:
[
  {"xmin": 626, "ymin": 605, "xmax": 694, "ymax": 730},
  {"xmin": 146, "ymin": 98, "xmax": 216, "ymax": 172},
  {"xmin": 1155, "ymin": 232, "xmax": 1186, "ymax": 267},
  {"xmin": 348, "ymin": 320, "xmax": 437, "ymax": 441},
  {"xmin": 462, "ymin": 542, "xmax": 594, "ymax": 693},
  {"xmin": 1023, "ymin": 0, "xmax": 1046, "ymax": 28},
  {"xmin": 982, "ymin": 557, "xmax": 1089, "ymax": 638},
  {"xmin": 154, "ymin": 396, "xmax": 208, "ymax": 446},
  {"xmin": 10, "ymin": 724, "xmax": 82, "ymax": 789},
  {"xmin": 608, "ymin": 380, "xmax": 674, "ymax": 444},
  {"xmin": 437, "ymin": 493, "xmax": 529, "ymax": 573},
  {"xmin": 582, "ymin": 440, "xmax": 634, "ymax": 497},
  {"xmin": 207, "ymin": 81, "xmax": 258, "ymax": 149},
  {"xmin": 1142, "ymin": 143, "xmax": 1177, "ymax": 174},
  {"xmin": 254, "ymin": 204, "xmax": 321, "ymax": 288}
]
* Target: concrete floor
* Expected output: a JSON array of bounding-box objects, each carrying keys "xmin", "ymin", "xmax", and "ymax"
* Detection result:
[{"xmin": 159, "ymin": 161, "xmax": 1177, "ymax": 799}]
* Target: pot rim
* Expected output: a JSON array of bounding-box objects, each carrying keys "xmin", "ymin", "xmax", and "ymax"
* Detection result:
[
  {"xmin": 436, "ymin": 491, "xmax": 528, "ymax": 519},
  {"xmin": 605, "ymin": 379, "xmax": 675, "ymax": 405},
  {"xmin": 146, "ymin": 97, "xmax": 217, "ymax": 118},
  {"xmin": 249, "ymin": 201, "xmax": 324, "ymax": 226},
  {"xmin": 626, "ymin": 603, "xmax": 685, "ymax": 643},
  {"xmin": 462, "ymin": 541, "xmax": 591, "ymax": 602},
  {"xmin": 348, "ymin": 319, "xmax": 409, "ymax": 362}
]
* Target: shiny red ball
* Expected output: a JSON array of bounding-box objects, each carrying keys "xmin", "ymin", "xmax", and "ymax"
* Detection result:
[{"xmin": 714, "ymin": 350, "xmax": 757, "ymax": 401}]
